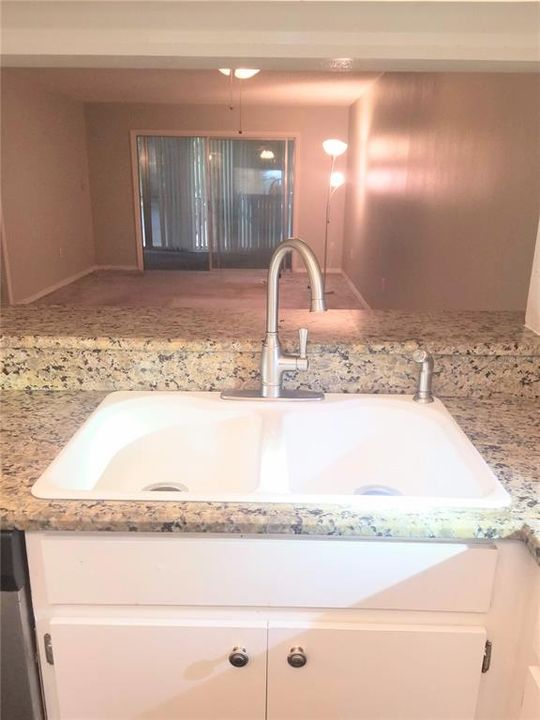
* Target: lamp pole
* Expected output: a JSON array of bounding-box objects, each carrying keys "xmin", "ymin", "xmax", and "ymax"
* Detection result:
[
  {"xmin": 321, "ymin": 138, "xmax": 347, "ymax": 296},
  {"xmin": 323, "ymin": 154, "xmax": 336, "ymax": 293}
]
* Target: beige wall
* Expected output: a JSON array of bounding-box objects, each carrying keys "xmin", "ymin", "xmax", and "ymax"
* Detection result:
[
  {"xmin": 84, "ymin": 103, "xmax": 348, "ymax": 269},
  {"xmin": 1, "ymin": 71, "xmax": 95, "ymax": 303},
  {"xmin": 343, "ymin": 73, "xmax": 540, "ymax": 311}
]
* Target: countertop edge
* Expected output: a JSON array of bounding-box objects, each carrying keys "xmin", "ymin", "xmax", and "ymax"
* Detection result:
[{"xmin": 1, "ymin": 506, "xmax": 537, "ymax": 563}]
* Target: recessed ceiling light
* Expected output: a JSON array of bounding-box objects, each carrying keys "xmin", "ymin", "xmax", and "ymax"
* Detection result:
[{"xmin": 218, "ymin": 68, "xmax": 231, "ymax": 76}]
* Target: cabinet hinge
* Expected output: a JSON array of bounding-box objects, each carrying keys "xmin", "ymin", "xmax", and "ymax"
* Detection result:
[
  {"xmin": 481, "ymin": 640, "xmax": 492, "ymax": 673},
  {"xmin": 44, "ymin": 633, "xmax": 54, "ymax": 665}
]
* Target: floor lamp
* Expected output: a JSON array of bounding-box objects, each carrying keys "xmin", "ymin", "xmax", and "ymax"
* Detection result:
[{"xmin": 322, "ymin": 138, "xmax": 347, "ymax": 293}]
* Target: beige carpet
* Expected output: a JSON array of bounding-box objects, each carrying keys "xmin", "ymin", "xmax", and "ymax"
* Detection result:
[{"xmin": 35, "ymin": 269, "xmax": 363, "ymax": 310}]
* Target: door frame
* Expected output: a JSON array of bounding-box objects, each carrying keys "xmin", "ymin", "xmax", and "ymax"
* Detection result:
[{"xmin": 129, "ymin": 129, "xmax": 301, "ymax": 272}]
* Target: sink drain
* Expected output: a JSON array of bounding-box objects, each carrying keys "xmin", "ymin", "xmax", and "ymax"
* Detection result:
[
  {"xmin": 354, "ymin": 485, "xmax": 401, "ymax": 496},
  {"xmin": 143, "ymin": 482, "xmax": 189, "ymax": 493}
]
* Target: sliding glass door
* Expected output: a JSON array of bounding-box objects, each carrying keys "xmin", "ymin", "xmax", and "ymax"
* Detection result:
[{"xmin": 137, "ymin": 135, "xmax": 295, "ymax": 270}]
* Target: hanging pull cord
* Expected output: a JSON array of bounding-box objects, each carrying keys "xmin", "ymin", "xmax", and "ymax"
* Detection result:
[
  {"xmin": 238, "ymin": 79, "xmax": 243, "ymax": 135},
  {"xmin": 229, "ymin": 72, "xmax": 234, "ymax": 111}
]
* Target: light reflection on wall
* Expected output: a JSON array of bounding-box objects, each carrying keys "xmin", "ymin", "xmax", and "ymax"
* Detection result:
[
  {"xmin": 346, "ymin": 87, "xmax": 374, "ymax": 259},
  {"xmin": 367, "ymin": 135, "xmax": 410, "ymax": 163},
  {"xmin": 366, "ymin": 168, "xmax": 406, "ymax": 194},
  {"xmin": 365, "ymin": 132, "xmax": 498, "ymax": 202}
]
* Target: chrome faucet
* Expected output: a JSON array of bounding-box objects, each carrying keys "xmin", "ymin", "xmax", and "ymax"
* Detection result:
[{"xmin": 222, "ymin": 237, "xmax": 327, "ymax": 401}]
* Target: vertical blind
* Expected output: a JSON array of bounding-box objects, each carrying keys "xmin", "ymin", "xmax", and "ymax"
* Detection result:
[{"xmin": 137, "ymin": 135, "xmax": 295, "ymax": 269}]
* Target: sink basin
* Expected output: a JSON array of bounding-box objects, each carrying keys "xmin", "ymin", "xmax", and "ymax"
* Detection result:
[
  {"xmin": 32, "ymin": 391, "xmax": 511, "ymax": 509},
  {"xmin": 33, "ymin": 393, "xmax": 263, "ymax": 500}
]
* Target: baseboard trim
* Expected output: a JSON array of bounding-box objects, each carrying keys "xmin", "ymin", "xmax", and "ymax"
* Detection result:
[
  {"xmin": 15, "ymin": 265, "xmax": 99, "ymax": 305},
  {"xmin": 15, "ymin": 264, "xmax": 144, "ymax": 303},
  {"xmin": 341, "ymin": 271, "xmax": 371, "ymax": 310},
  {"xmin": 96, "ymin": 265, "xmax": 141, "ymax": 272}
]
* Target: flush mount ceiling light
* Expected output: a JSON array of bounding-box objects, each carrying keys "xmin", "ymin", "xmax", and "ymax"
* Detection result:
[
  {"xmin": 260, "ymin": 149, "xmax": 275, "ymax": 160},
  {"xmin": 322, "ymin": 138, "xmax": 348, "ymax": 157},
  {"xmin": 235, "ymin": 68, "xmax": 260, "ymax": 80},
  {"xmin": 218, "ymin": 68, "xmax": 260, "ymax": 79}
]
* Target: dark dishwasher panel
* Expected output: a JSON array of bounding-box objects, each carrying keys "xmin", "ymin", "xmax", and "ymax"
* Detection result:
[{"xmin": 1, "ymin": 530, "xmax": 44, "ymax": 720}]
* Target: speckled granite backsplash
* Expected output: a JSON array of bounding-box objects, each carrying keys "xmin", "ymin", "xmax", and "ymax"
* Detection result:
[{"xmin": 1, "ymin": 306, "xmax": 539, "ymax": 397}]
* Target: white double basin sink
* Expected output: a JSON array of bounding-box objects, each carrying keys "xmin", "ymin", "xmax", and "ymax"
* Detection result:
[{"xmin": 32, "ymin": 391, "xmax": 510, "ymax": 510}]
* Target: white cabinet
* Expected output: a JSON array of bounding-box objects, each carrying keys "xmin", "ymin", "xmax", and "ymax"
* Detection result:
[
  {"xmin": 46, "ymin": 617, "xmax": 267, "ymax": 720},
  {"xmin": 44, "ymin": 615, "xmax": 485, "ymax": 720},
  {"xmin": 518, "ymin": 561, "xmax": 540, "ymax": 720},
  {"xmin": 27, "ymin": 532, "xmax": 534, "ymax": 720},
  {"xmin": 266, "ymin": 622, "xmax": 486, "ymax": 720}
]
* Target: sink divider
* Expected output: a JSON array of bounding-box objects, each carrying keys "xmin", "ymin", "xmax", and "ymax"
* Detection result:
[{"xmin": 257, "ymin": 412, "xmax": 290, "ymax": 496}]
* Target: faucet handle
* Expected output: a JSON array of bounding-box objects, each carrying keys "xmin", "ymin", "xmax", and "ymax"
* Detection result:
[{"xmin": 298, "ymin": 328, "xmax": 309, "ymax": 359}]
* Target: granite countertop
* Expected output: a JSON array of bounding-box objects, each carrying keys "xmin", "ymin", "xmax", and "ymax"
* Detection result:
[
  {"xmin": 1, "ymin": 389, "xmax": 538, "ymax": 564},
  {"xmin": 2, "ymin": 306, "xmax": 539, "ymax": 355}
]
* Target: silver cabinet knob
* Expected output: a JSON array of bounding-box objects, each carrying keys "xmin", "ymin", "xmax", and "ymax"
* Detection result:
[
  {"xmin": 287, "ymin": 646, "xmax": 307, "ymax": 668},
  {"xmin": 228, "ymin": 647, "xmax": 249, "ymax": 668}
]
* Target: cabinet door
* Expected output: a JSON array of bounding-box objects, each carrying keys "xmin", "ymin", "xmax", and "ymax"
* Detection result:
[
  {"xmin": 46, "ymin": 617, "xmax": 267, "ymax": 720},
  {"xmin": 267, "ymin": 621, "xmax": 486, "ymax": 720}
]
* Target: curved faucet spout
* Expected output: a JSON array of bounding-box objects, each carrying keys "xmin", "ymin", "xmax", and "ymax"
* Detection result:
[
  {"xmin": 266, "ymin": 238, "xmax": 327, "ymax": 334},
  {"xmin": 221, "ymin": 237, "xmax": 327, "ymax": 400}
]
